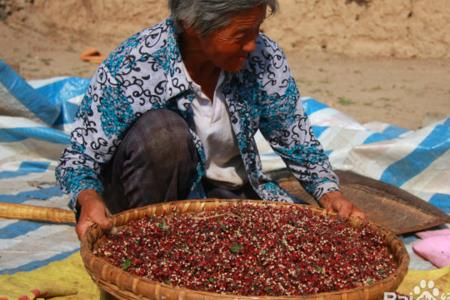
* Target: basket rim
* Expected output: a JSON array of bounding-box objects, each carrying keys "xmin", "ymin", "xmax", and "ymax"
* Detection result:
[{"xmin": 80, "ymin": 198, "xmax": 410, "ymax": 299}]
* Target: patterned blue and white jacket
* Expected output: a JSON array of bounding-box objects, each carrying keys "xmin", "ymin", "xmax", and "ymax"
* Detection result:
[{"xmin": 55, "ymin": 18, "xmax": 340, "ymax": 210}]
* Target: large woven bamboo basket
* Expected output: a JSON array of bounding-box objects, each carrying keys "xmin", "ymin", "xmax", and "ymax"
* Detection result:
[{"xmin": 80, "ymin": 199, "xmax": 409, "ymax": 300}]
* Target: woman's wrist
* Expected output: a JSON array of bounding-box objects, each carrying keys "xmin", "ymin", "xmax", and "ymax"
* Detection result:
[{"xmin": 77, "ymin": 189, "xmax": 102, "ymax": 207}]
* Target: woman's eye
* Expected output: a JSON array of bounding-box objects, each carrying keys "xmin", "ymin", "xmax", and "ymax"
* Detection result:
[{"xmin": 234, "ymin": 34, "xmax": 246, "ymax": 40}]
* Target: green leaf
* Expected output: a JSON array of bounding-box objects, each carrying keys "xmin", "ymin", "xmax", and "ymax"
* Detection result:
[
  {"xmin": 220, "ymin": 223, "xmax": 227, "ymax": 231},
  {"xmin": 315, "ymin": 266, "xmax": 324, "ymax": 274},
  {"xmin": 122, "ymin": 258, "xmax": 132, "ymax": 270},
  {"xmin": 365, "ymin": 277, "xmax": 374, "ymax": 285},
  {"xmin": 230, "ymin": 243, "xmax": 243, "ymax": 254},
  {"xmin": 260, "ymin": 249, "xmax": 267, "ymax": 255},
  {"xmin": 157, "ymin": 220, "xmax": 169, "ymax": 230},
  {"xmin": 208, "ymin": 277, "xmax": 216, "ymax": 283}
]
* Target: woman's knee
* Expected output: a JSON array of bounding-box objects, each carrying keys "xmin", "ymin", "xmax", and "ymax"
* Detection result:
[
  {"xmin": 101, "ymin": 109, "xmax": 198, "ymax": 213},
  {"xmin": 121, "ymin": 109, "xmax": 196, "ymax": 165}
]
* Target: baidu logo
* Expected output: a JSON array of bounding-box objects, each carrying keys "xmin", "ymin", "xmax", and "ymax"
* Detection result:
[{"xmin": 384, "ymin": 280, "xmax": 450, "ymax": 300}]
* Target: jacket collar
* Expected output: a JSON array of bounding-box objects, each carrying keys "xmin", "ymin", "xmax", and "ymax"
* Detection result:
[{"xmin": 148, "ymin": 18, "xmax": 191, "ymax": 100}]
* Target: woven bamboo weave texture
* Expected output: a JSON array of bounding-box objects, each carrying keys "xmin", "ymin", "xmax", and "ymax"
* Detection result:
[{"xmin": 81, "ymin": 199, "xmax": 409, "ymax": 300}]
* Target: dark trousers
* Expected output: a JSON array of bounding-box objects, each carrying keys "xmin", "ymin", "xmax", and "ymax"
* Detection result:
[{"xmin": 100, "ymin": 109, "xmax": 259, "ymax": 215}]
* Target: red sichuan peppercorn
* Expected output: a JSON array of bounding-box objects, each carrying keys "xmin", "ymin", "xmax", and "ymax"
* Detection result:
[{"xmin": 94, "ymin": 204, "xmax": 397, "ymax": 296}]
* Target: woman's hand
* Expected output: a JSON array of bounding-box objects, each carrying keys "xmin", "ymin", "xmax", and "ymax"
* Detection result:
[
  {"xmin": 319, "ymin": 191, "xmax": 366, "ymax": 220},
  {"xmin": 76, "ymin": 189, "xmax": 113, "ymax": 240}
]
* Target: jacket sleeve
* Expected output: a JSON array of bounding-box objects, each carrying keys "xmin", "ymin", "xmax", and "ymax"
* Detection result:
[
  {"xmin": 257, "ymin": 38, "xmax": 340, "ymax": 200},
  {"xmin": 55, "ymin": 60, "xmax": 165, "ymax": 210}
]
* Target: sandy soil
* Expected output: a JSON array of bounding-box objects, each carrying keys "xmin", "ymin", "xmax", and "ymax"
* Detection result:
[
  {"xmin": 0, "ymin": 0, "xmax": 449, "ymax": 129},
  {"xmin": 288, "ymin": 52, "xmax": 450, "ymax": 129}
]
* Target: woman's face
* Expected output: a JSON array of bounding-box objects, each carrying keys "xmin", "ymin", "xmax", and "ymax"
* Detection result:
[{"xmin": 194, "ymin": 5, "xmax": 267, "ymax": 72}]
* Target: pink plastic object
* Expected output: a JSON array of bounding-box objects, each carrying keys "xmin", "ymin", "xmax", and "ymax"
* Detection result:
[
  {"xmin": 416, "ymin": 229, "xmax": 450, "ymax": 239},
  {"xmin": 413, "ymin": 235, "xmax": 450, "ymax": 268}
]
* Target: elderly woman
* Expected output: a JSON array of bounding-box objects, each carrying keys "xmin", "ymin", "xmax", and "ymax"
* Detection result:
[{"xmin": 56, "ymin": 0, "xmax": 365, "ymax": 239}]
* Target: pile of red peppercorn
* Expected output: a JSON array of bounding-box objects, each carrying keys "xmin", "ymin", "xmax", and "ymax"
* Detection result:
[{"xmin": 94, "ymin": 204, "xmax": 397, "ymax": 296}]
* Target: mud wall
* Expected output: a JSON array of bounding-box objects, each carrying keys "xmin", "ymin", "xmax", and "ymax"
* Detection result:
[{"xmin": 6, "ymin": 0, "xmax": 450, "ymax": 58}]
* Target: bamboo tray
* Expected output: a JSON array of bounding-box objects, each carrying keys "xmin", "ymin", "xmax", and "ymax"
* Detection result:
[
  {"xmin": 271, "ymin": 170, "xmax": 450, "ymax": 235},
  {"xmin": 81, "ymin": 199, "xmax": 409, "ymax": 300}
]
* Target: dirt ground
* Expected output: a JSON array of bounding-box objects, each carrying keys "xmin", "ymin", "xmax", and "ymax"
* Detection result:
[{"xmin": 0, "ymin": 0, "xmax": 449, "ymax": 130}]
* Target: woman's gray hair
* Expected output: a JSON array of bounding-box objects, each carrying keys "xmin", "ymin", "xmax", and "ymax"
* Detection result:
[{"xmin": 168, "ymin": 0, "xmax": 278, "ymax": 35}]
